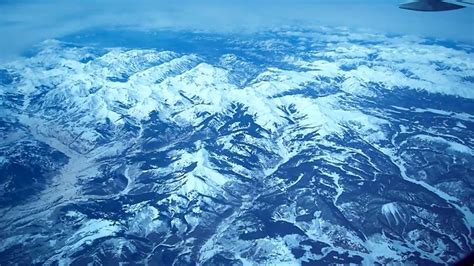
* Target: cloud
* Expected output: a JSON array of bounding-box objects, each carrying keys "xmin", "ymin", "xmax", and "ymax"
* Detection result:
[{"xmin": 0, "ymin": 0, "xmax": 473, "ymax": 62}]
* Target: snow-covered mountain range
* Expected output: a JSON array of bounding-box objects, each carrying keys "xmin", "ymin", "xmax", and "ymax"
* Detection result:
[{"xmin": 0, "ymin": 28, "xmax": 473, "ymax": 265}]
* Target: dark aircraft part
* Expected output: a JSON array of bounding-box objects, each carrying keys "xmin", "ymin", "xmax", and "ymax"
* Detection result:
[{"xmin": 400, "ymin": 0, "xmax": 466, "ymax": 11}]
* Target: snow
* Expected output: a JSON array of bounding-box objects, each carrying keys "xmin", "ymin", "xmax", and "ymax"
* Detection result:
[
  {"xmin": 167, "ymin": 142, "xmax": 229, "ymax": 195},
  {"xmin": 363, "ymin": 235, "xmax": 404, "ymax": 263},
  {"xmin": 456, "ymin": 122, "xmax": 467, "ymax": 129},
  {"xmin": 306, "ymin": 37, "xmax": 474, "ymax": 99},
  {"xmin": 64, "ymin": 211, "xmax": 84, "ymax": 219},
  {"xmin": 129, "ymin": 206, "xmax": 165, "ymax": 236},
  {"xmin": 381, "ymin": 203, "xmax": 403, "ymax": 225},
  {"xmin": 328, "ymin": 172, "xmax": 344, "ymax": 205},
  {"xmin": 43, "ymin": 219, "xmax": 121, "ymax": 264},
  {"xmin": 413, "ymin": 108, "xmax": 474, "ymax": 122},
  {"xmin": 66, "ymin": 219, "xmax": 120, "ymax": 249},
  {"xmin": 0, "ymin": 156, "xmax": 6, "ymax": 165},
  {"xmin": 341, "ymin": 77, "xmax": 376, "ymax": 97},
  {"xmin": 414, "ymin": 134, "xmax": 473, "ymax": 155},
  {"xmin": 381, "ymin": 145, "xmax": 474, "ymax": 242}
]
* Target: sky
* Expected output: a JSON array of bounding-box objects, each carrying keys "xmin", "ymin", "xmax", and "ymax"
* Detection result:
[{"xmin": 0, "ymin": 0, "xmax": 473, "ymax": 62}]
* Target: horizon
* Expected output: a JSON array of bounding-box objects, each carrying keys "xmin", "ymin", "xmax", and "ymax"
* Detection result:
[{"xmin": 0, "ymin": 0, "xmax": 473, "ymax": 62}]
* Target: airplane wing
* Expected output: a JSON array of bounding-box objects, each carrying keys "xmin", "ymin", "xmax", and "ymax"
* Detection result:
[{"xmin": 400, "ymin": 0, "xmax": 466, "ymax": 11}]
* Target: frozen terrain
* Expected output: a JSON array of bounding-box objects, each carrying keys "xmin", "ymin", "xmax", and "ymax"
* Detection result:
[{"xmin": 0, "ymin": 27, "xmax": 473, "ymax": 265}]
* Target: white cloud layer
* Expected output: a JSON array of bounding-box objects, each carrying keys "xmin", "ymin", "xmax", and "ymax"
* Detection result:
[{"xmin": 0, "ymin": 0, "xmax": 473, "ymax": 62}]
